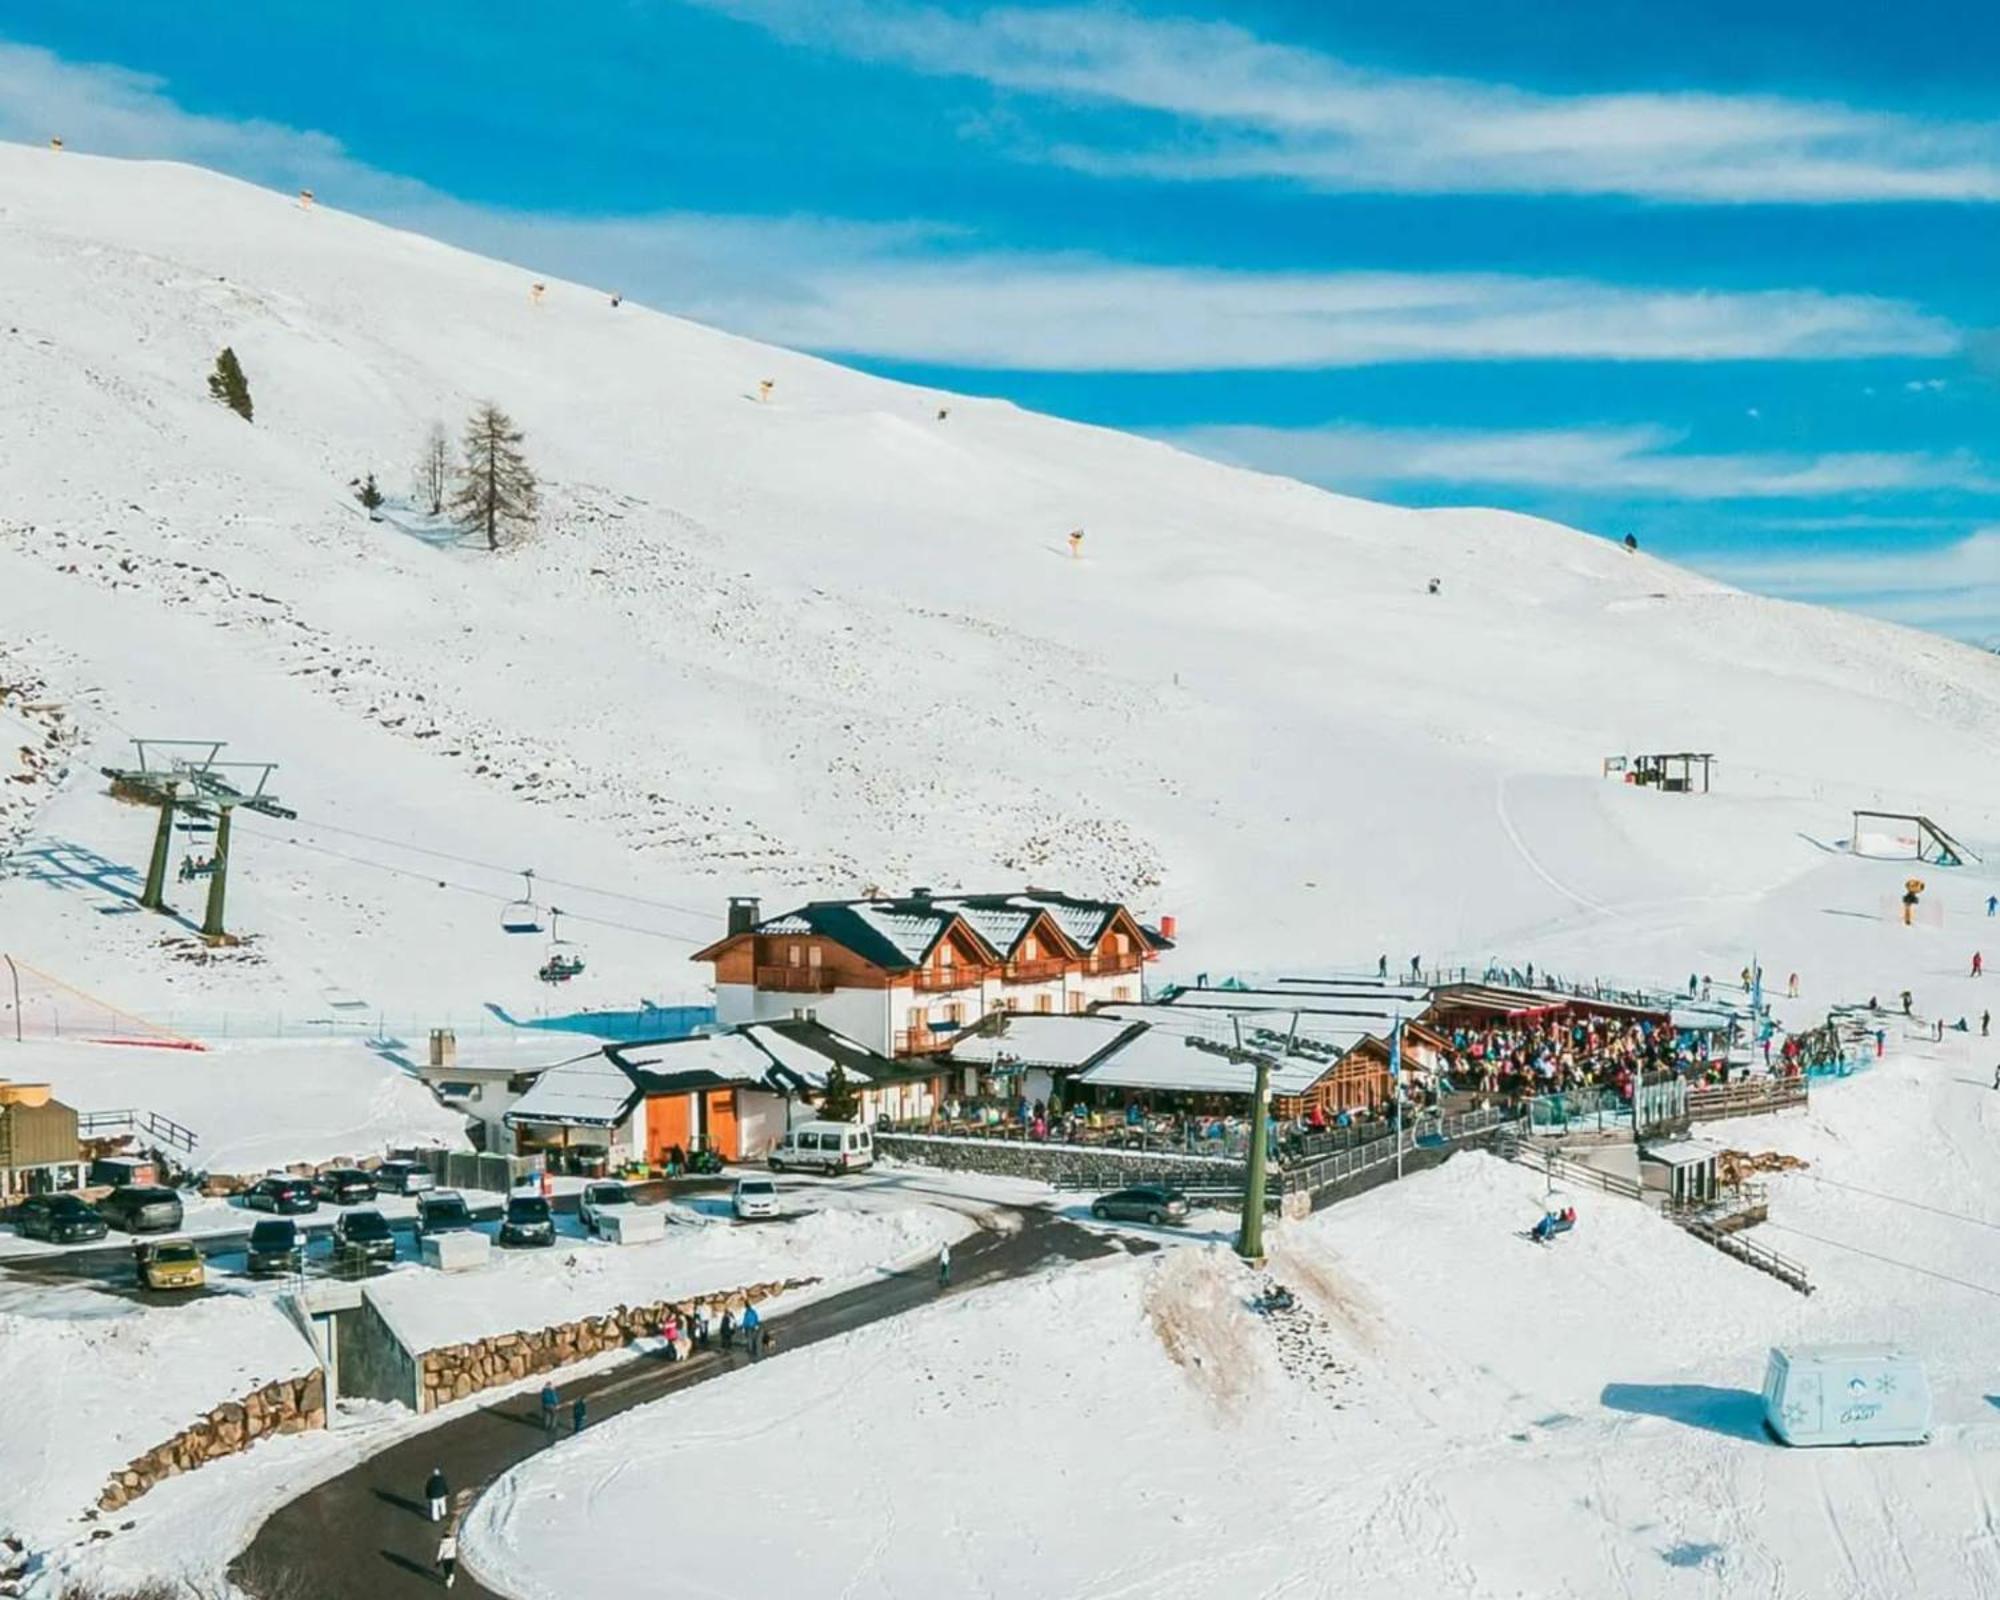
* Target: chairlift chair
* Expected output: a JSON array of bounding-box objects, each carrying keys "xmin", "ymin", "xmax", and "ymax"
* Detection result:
[
  {"xmin": 537, "ymin": 906, "xmax": 587, "ymax": 984},
  {"xmin": 501, "ymin": 868, "xmax": 544, "ymax": 935}
]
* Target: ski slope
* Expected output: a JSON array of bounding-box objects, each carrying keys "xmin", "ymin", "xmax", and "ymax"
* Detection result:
[{"xmin": 3, "ymin": 139, "xmax": 2000, "ymax": 1032}]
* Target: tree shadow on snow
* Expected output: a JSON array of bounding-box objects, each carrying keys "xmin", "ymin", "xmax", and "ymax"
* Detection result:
[{"xmin": 1601, "ymin": 1383, "xmax": 1768, "ymax": 1441}]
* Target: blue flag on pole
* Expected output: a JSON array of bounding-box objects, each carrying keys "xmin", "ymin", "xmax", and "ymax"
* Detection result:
[{"xmin": 1390, "ymin": 1012, "xmax": 1403, "ymax": 1081}]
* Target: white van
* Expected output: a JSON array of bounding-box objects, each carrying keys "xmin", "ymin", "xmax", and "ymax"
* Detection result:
[{"xmin": 768, "ymin": 1121, "xmax": 874, "ymax": 1175}]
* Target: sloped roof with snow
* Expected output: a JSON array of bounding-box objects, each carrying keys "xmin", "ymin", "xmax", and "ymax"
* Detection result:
[
  {"xmin": 504, "ymin": 1053, "xmax": 642, "ymax": 1129},
  {"xmin": 1073, "ymin": 1022, "xmax": 1333, "ymax": 1098},
  {"xmin": 947, "ymin": 1014, "xmax": 1141, "ymax": 1070}
]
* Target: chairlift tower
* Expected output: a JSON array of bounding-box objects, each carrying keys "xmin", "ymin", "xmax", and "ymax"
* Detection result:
[{"xmin": 101, "ymin": 740, "xmax": 296, "ymax": 942}]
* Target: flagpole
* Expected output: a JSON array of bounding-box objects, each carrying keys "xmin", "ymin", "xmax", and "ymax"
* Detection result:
[{"xmin": 1392, "ymin": 1009, "xmax": 1404, "ymax": 1182}]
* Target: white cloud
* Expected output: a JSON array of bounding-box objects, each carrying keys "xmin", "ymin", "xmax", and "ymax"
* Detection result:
[
  {"xmin": 0, "ymin": 42, "xmax": 1963, "ymax": 373},
  {"xmin": 1161, "ymin": 422, "xmax": 1994, "ymax": 499},
  {"xmin": 1690, "ymin": 528, "xmax": 2000, "ymax": 642},
  {"xmin": 698, "ymin": 1, "xmax": 2000, "ymax": 204}
]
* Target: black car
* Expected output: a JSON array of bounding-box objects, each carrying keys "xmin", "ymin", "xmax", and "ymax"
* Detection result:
[
  {"xmin": 244, "ymin": 1176, "xmax": 319, "ymax": 1216},
  {"xmin": 1089, "ymin": 1185, "xmax": 1190, "ymax": 1226},
  {"xmin": 416, "ymin": 1190, "xmax": 474, "ymax": 1236},
  {"xmin": 498, "ymin": 1195, "xmax": 555, "ymax": 1248},
  {"xmin": 311, "ymin": 1167, "xmax": 378, "ymax": 1206},
  {"xmin": 98, "ymin": 1185, "xmax": 185, "ymax": 1234},
  {"xmin": 13, "ymin": 1193, "xmax": 108, "ymax": 1244},
  {"xmin": 332, "ymin": 1207, "xmax": 397, "ymax": 1263},
  {"xmin": 374, "ymin": 1159, "xmax": 436, "ymax": 1196},
  {"xmin": 246, "ymin": 1218, "xmax": 304, "ymax": 1276}
]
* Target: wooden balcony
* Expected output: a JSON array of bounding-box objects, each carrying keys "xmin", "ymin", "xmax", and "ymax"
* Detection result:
[
  {"xmin": 913, "ymin": 966, "xmax": 987, "ymax": 992},
  {"xmin": 756, "ymin": 965, "xmax": 835, "ymax": 993},
  {"xmin": 893, "ymin": 1027, "xmax": 958, "ymax": 1056},
  {"xmin": 1003, "ymin": 957, "xmax": 1069, "ymax": 983},
  {"xmin": 1080, "ymin": 952, "xmax": 1142, "ymax": 977}
]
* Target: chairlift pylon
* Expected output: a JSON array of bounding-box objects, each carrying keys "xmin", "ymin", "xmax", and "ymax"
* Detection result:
[{"xmin": 501, "ymin": 868, "xmax": 543, "ymax": 935}]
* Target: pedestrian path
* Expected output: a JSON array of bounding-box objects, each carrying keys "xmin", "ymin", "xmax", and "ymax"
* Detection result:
[{"xmin": 233, "ymin": 1212, "xmax": 1135, "ymax": 1598}]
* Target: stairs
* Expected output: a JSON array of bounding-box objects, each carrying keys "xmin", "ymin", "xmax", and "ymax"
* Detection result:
[
  {"xmin": 1674, "ymin": 1215, "xmax": 1813, "ymax": 1295},
  {"xmin": 79, "ymin": 1107, "xmax": 200, "ymax": 1155}
]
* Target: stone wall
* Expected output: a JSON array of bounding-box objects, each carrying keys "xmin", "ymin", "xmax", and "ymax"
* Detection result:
[
  {"xmin": 876, "ymin": 1133, "xmax": 1243, "ymax": 1191},
  {"xmin": 98, "ymin": 1371, "xmax": 325, "ymax": 1512},
  {"xmin": 416, "ymin": 1276, "xmax": 814, "ymax": 1411}
]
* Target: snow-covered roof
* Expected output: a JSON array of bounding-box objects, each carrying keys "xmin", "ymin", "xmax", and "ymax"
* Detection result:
[
  {"xmin": 1073, "ymin": 1019, "xmax": 1334, "ymax": 1098},
  {"xmin": 504, "ymin": 1054, "xmax": 641, "ymax": 1129},
  {"xmin": 1101, "ymin": 1003, "xmax": 1378, "ymax": 1052},
  {"xmin": 947, "ymin": 1014, "xmax": 1139, "ymax": 1069},
  {"xmin": 1640, "ymin": 1140, "xmax": 1715, "ymax": 1166},
  {"xmin": 616, "ymin": 1031, "xmax": 778, "ymax": 1088}
]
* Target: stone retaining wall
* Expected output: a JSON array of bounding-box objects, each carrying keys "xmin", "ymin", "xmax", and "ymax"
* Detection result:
[
  {"xmin": 875, "ymin": 1133, "xmax": 1243, "ymax": 1190},
  {"xmin": 416, "ymin": 1276, "xmax": 815, "ymax": 1411},
  {"xmin": 97, "ymin": 1371, "xmax": 325, "ymax": 1512}
]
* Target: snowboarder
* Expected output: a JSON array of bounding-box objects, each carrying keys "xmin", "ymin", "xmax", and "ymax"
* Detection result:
[
  {"xmin": 937, "ymin": 1240, "xmax": 951, "ymax": 1289},
  {"xmin": 1988, "ymin": 895, "xmax": 1997, "ymax": 918},
  {"xmin": 539, "ymin": 1380, "xmax": 560, "ymax": 1442},
  {"xmin": 425, "ymin": 1466, "xmax": 448, "ymax": 1523},
  {"xmin": 1974, "ymin": 952, "xmax": 1985, "ymax": 978},
  {"xmin": 571, "ymin": 1396, "xmax": 587, "ymax": 1436},
  {"xmin": 436, "ymin": 1530, "xmax": 458, "ymax": 1589},
  {"xmin": 1426, "ymin": 577, "xmax": 1440, "ymax": 595},
  {"xmin": 1622, "ymin": 533, "xmax": 1638, "ymax": 552}
]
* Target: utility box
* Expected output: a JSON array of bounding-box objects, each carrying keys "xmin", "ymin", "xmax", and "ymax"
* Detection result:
[
  {"xmin": 1763, "ymin": 1344, "xmax": 1931, "ymax": 1447},
  {"xmin": 420, "ymin": 1231, "xmax": 490, "ymax": 1273},
  {"xmin": 601, "ymin": 1207, "xmax": 665, "ymax": 1246}
]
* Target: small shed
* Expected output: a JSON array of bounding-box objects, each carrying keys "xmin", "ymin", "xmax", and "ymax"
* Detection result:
[
  {"xmin": 1762, "ymin": 1344, "xmax": 1931, "ymax": 1447},
  {"xmin": 1639, "ymin": 1140, "xmax": 1718, "ymax": 1207},
  {"xmin": 1628, "ymin": 752, "xmax": 1713, "ymax": 794}
]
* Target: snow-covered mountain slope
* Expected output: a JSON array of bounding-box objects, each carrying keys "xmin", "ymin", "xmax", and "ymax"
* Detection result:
[{"xmin": 3, "ymin": 141, "xmax": 1998, "ymax": 1021}]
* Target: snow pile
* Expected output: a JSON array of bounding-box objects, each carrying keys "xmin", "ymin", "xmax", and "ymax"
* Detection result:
[
  {"xmin": 366, "ymin": 1201, "xmax": 976, "ymax": 1353},
  {"xmin": 0, "ymin": 1287, "xmax": 315, "ymax": 1551}
]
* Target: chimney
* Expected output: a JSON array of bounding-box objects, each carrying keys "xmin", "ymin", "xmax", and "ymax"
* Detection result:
[
  {"xmin": 727, "ymin": 896, "xmax": 761, "ymax": 937},
  {"xmin": 428, "ymin": 1028, "xmax": 457, "ymax": 1071}
]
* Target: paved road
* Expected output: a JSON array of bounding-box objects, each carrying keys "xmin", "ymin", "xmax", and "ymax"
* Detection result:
[{"xmin": 232, "ymin": 1211, "xmax": 1141, "ymax": 1598}]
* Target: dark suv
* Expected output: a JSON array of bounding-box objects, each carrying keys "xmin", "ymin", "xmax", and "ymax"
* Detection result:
[
  {"xmin": 14, "ymin": 1193, "xmax": 108, "ymax": 1244},
  {"xmin": 244, "ymin": 1176, "xmax": 319, "ymax": 1215},
  {"xmin": 498, "ymin": 1195, "xmax": 555, "ymax": 1248},
  {"xmin": 247, "ymin": 1218, "xmax": 304, "ymax": 1276},
  {"xmin": 99, "ymin": 1185, "xmax": 185, "ymax": 1233},
  {"xmin": 416, "ymin": 1190, "xmax": 474, "ymax": 1236},
  {"xmin": 311, "ymin": 1167, "xmax": 378, "ymax": 1206},
  {"xmin": 332, "ymin": 1207, "xmax": 397, "ymax": 1263}
]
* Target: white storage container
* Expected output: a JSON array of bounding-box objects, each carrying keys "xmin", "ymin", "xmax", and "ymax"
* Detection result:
[{"xmin": 1762, "ymin": 1344, "xmax": 1931, "ymax": 1447}]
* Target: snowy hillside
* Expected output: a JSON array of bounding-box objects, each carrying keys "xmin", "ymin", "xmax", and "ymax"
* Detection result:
[{"xmin": 4, "ymin": 142, "xmax": 2000, "ymax": 1023}]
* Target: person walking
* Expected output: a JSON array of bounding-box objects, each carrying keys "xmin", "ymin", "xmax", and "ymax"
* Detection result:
[
  {"xmin": 1901, "ymin": 990, "xmax": 1913, "ymax": 1017},
  {"xmin": 937, "ymin": 1240, "xmax": 952, "ymax": 1289},
  {"xmin": 1974, "ymin": 952, "xmax": 1985, "ymax": 978},
  {"xmin": 571, "ymin": 1395, "xmax": 588, "ymax": 1436},
  {"xmin": 1787, "ymin": 972, "xmax": 1800, "ymax": 999},
  {"xmin": 1988, "ymin": 895, "xmax": 1997, "ymax": 918},
  {"xmin": 744, "ymin": 1302, "xmax": 764, "ymax": 1361},
  {"xmin": 1982, "ymin": 1010, "xmax": 1990, "ymax": 1038},
  {"xmin": 436, "ymin": 1529, "xmax": 459, "ymax": 1589},
  {"xmin": 539, "ymin": 1380, "xmax": 560, "ymax": 1442},
  {"xmin": 1992, "ymin": 1063, "xmax": 2000, "ymax": 1091},
  {"xmin": 425, "ymin": 1466, "xmax": 449, "ymax": 1523},
  {"xmin": 1377, "ymin": 954, "xmax": 1387, "ymax": 979},
  {"xmin": 720, "ymin": 1306, "xmax": 737, "ymax": 1351}
]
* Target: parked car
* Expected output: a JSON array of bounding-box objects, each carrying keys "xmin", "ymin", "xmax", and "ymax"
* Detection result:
[
  {"xmin": 246, "ymin": 1218, "xmax": 305, "ymax": 1276},
  {"xmin": 99, "ymin": 1185, "xmax": 185, "ymax": 1234},
  {"xmin": 416, "ymin": 1190, "xmax": 474, "ymax": 1236},
  {"xmin": 13, "ymin": 1193, "xmax": 109, "ymax": 1244},
  {"xmin": 730, "ymin": 1177, "xmax": 781, "ymax": 1220},
  {"xmin": 374, "ymin": 1159, "xmax": 436, "ymax": 1196},
  {"xmin": 578, "ymin": 1181, "xmax": 631, "ymax": 1236},
  {"xmin": 311, "ymin": 1167, "xmax": 378, "ymax": 1206},
  {"xmin": 1089, "ymin": 1185, "xmax": 1190, "ymax": 1226},
  {"xmin": 138, "ymin": 1237, "xmax": 205, "ymax": 1291},
  {"xmin": 332, "ymin": 1207, "xmax": 397, "ymax": 1263},
  {"xmin": 243, "ymin": 1176, "xmax": 319, "ymax": 1216},
  {"xmin": 767, "ymin": 1121, "xmax": 874, "ymax": 1174},
  {"xmin": 498, "ymin": 1195, "xmax": 555, "ymax": 1248}
]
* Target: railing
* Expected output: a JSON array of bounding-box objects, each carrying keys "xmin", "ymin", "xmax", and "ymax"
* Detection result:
[
  {"xmin": 1687, "ymin": 1078, "xmax": 1808, "ymax": 1120},
  {"xmin": 1507, "ymin": 1143, "xmax": 1645, "ymax": 1201},
  {"xmin": 1002, "ymin": 958, "xmax": 1069, "ymax": 983},
  {"xmin": 914, "ymin": 967, "xmax": 985, "ymax": 992},
  {"xmin": 892, "ymin": 1029, "xmax": 959, "ymax": 1056},
  {"xmin": 1278, "ymin": 1107, "xmax": 1510, "ymax": 1196},
  {"xmin": 755, "ymin": 966, "xmax": 835, "ymax": 993},
  {"xmin": 1677, "ymin": 1215, "xmax": 1812, "ymax": 1294},
  {"xmin": 79, "ymin": 1107, "xmax": 200, "ymax": 1154},
  {"xmin": 1080, "ymin": 953, "xmax": 1142, "ymax": 978}
]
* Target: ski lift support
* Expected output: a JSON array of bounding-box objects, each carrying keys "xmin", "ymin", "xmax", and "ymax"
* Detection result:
[{"xmin": 101, "ymin": 739, "xmax": 295, "ymax": 942}]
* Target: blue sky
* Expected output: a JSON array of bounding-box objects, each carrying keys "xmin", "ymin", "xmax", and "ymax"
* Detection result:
[{"xmin": 4, "ymin": 1, "xmax": 1998, "ymax": 637}]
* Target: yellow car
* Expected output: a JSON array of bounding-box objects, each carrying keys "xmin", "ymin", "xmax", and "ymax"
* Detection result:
[{"xmin": 139, "ymin": 1238, "xmax": 206, "ymax": 1291}]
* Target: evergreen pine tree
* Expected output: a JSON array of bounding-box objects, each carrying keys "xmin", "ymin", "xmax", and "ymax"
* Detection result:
[
  {"xmin": 820, "ymin": 1062, "xmax": 859, "ymax": 1123},
  {"xmin": 413, "ymin": 421, "xmax": 450, "ymax": 517},
  {"xmin": 206, "ymin": 347, "xmax": 253, "ymax": 422},
  {"xmin": 353, "ymin": 472, "xmax": 384, "ymax": 513},
  {"xmin": 450, "ymin": 402, "xmax": 538, "ymax": 551}
]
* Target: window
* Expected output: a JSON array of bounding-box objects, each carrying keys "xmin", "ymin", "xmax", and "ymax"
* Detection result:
[
  {"xmin": 1035, "ymin": 993, "xmax": 1053, "ymax": 1014},
  {"xmin": 939, "ymin": 944, "xmax": 954, "ymax": 968},
  {"xmin": 1112, "ymin": 932, "xmax": 1130, "ymax": 956},
  {"xmin": 788, "ymin": 943, "xmax": 802, "ymax": 966},
  {"xmin": 1004, "ymin": 996, "xmax": 1020, "ymax": 1012},
  {"xmin": 808, "ymin": 945, "xmax": 822, "ymax": 968},
  {"xmin": 1068, "ymin": 991, "xmax": 1086, "ymax": 1014},
  {"xmin": 1023, "ymin": 935, "xmax": 1038, "ymax": 959}
]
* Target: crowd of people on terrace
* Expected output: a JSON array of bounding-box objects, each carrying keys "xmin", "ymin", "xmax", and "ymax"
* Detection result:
[{"xmin": 1437, "ymin": 1011, "xmax": 1726, "ymax": 1105}]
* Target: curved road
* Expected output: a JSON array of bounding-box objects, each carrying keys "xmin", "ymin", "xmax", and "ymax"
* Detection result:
[{"xmin": 232, "ymin": 1211, "xmax": 1140, "ymax": 1598}]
